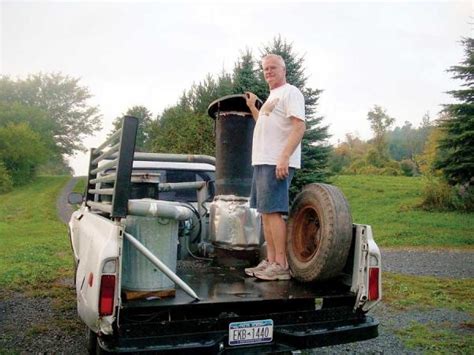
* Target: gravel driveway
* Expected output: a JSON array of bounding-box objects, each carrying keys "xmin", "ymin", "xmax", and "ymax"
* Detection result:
[{"xmin": 0, "ymin": 178, "xmax": 472, "ymax": 354}]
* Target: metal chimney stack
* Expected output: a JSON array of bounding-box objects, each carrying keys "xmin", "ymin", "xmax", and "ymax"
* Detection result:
[{"xmin": 207, "ymin": 94, "xmax": 263, "ymax": 266}]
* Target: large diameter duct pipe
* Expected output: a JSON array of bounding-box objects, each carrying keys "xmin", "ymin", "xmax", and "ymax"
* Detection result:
[
  {"xmin": 128, "ymin": 199, "xmax": 193, "ymax": 220},
  {"xmin": 208, "ymin": 94, "xmax": 262, "ymax": 197}
]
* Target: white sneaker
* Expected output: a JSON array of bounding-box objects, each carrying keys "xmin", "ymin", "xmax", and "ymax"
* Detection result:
[
  {"xmin": 254, "ymin": 263, "xmax": 291, "ymax": 281},
  {"xmin": 244, "ymin": 260, "xmax": 269, "ymax": 277}
]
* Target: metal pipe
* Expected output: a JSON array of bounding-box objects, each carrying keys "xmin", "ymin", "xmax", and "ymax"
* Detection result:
[
  {"xmin": 91, "ymin": 158, "xmax": 118, "ymax": 175},
  {"xmin": 90, "ymin": 173, "xmax": 117, "ymax": 184},
  {"xmin": 92, "ymin": 142, "xmax": 120, "ymax": 165},
  {"xmin": 159, "ymin": 181, "xmax": 206, "ymax": 192},
  {"xmin": 96, "ymin": 129, "xmax": 121, "ymax": 152},
  {"xmin": 128, "ymin": 199, "xmax": 193, "ymax": 220},
  {"xmin": 86, "ymin": 201, "xmax": 112, "ymax": 214},
  {"xmin": 88, "ymin": 188, "xmax": 114, "ymax": 195},
  {"xmin": 124, "ymin": 232, "xmax": 200, "ymax": 301},
  {"xmin": 108, "ymin": 152, "xmax": 216, "ymax": 166}
]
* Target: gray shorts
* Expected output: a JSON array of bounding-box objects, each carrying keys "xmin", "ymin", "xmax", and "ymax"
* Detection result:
[{"xmin": 249, "ymin": 165, "xmax": 295, "ymax": 214}]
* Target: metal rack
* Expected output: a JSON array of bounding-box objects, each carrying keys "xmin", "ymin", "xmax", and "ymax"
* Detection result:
[{"xmin": 85, "ymin": 115, "xmax": 138, "ymax": 218}]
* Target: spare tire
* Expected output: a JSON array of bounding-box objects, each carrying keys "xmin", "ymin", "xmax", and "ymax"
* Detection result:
[{"xmin": 287, "ymin": 183, "xmax": 352, "ymax": 282}]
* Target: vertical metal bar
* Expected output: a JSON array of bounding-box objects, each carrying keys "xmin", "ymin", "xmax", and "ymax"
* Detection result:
[
  {"xmin": 111, "ymin": 116, "xmax": 138, "ymax": 218},
  {"xmin": 86, "ymin": 148, "xmax": 99, "ymax": 203}
]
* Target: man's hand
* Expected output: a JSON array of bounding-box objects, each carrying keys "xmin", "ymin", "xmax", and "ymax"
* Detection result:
[
  {"xmin": 276, "ymin": 155, "xmax": 290, "ymax": 180},
  {"xmin": 245, "ymin": 91, "xmax": 257, "ymax": 108},
  {"xmin": 245, "ymin": 92, "xmax": 259, "ymax": 120}
]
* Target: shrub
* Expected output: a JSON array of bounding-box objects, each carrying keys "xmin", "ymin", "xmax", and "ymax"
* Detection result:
[
  {"xmin": 0, "ymin": 123, "xmax": 47, "ymax": 185},
  {"xmin": 380, "ymin": 167, "xmax": 401, "ymax": 176},
  {"xmin": 451, "ymin": 183, "xmax": 474, "ymax": 212},
  {"xmin": 400, "ymin": 159, "xmax": 418, "ymax": 176},
  {"xmin": 419, "ymin": 176, "xmax": 473, "ymax": 212},
  {"xmin": 0, "ymin": 162, "xmax": 13, "ymax": 193},
  {"xmin": 343, "ymin": 159, "xmax": 366, "ymax": 174},
  {"xmin": 365, "ymin": 148, "xmax": 387, "ymax": 168},
  {"xmin": 344, "ymin": 159, "xmax": 403, "ymax": 176}
]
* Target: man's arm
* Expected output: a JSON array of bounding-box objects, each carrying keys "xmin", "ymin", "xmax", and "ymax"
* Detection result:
[
  {"xmin": 276, "ymin": 117, "xmax": 306, "ymax": 180},
  {"xmin": 245, "ymin": 92, "xmax": 259, "ymax": 121}
]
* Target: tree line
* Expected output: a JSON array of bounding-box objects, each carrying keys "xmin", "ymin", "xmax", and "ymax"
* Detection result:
[
  {"xmin": 0, "ymin": 36, "xmax": 471, "ymax": 212},
  {"xmin": 328, "ymin": 108, "xmax": 434, "ymax": 177},
  {"xmin": 0, "ymin": 73, "xmax": 101, "ymax": 192},
  {"xmin": 328, "ymin": 37, "xmax": 473, "ymax": 211}
]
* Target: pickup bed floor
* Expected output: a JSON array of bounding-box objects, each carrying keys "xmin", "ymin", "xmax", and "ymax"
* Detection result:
[{"xmin": 122, "ymin": 260, "xmax": 352, "ymax": 308}]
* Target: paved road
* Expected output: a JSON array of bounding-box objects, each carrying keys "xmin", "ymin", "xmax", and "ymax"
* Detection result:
[
  {"xmin": 381, "ymin": 248, "xmax": 473, "ymax": 279},
  {"xmin": 56, "ymin": 175, "xmax": 82, "ymax": 224}
]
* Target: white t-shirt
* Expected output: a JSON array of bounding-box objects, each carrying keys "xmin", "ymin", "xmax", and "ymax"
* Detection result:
[{"xmin": 252, "ymin": 83, "xmax": 305, "ymax": 169}]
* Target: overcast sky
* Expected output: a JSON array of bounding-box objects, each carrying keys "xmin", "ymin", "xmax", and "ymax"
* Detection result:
[{"xmin": 1, "ymin": 0, "xmax": 472, "ymax": 175}]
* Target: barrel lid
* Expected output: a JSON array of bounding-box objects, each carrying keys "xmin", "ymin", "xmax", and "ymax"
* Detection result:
[{"xmin": 207, "ymin": 94, "xmax": 263, "ymax": 119}]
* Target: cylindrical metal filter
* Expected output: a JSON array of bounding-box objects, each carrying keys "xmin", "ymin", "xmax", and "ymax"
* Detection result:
[{"xmin": 208, "ymin": 94, "xmax": 262, "ymax": 197}]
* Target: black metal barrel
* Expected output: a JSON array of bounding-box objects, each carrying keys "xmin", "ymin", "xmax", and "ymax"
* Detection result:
[{"xmin": 208, "ymin": 94, "xmax": 262, "ymax": 197}]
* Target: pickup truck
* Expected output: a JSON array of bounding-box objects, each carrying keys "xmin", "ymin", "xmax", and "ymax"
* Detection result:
[{"xmin": 68, "ymin": 114, "xmax": 382, "ymax": 354}]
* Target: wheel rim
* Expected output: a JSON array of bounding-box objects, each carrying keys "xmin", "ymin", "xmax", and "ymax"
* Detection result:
[{"xmin": 292, "ymin": 205, "xmax": 321, "ymax": 262}]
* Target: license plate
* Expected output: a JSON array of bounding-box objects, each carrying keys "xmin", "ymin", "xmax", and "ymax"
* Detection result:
[{"xmin": 228, "ymin": 319, "xmax": 273, "ymax": 346}]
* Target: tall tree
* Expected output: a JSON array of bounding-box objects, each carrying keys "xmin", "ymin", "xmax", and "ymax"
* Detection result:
[
  {"xmin": 111, "ymin": 105, "xmax": 153, "ymax": 151},
  {"xmin": 436, "ymin": 37, "xmax": 474, "ymax": 185},
  {"xmin": 149, "ymin": 106, "xmax": 214, "ymax": 156},
  {"xmin": 367, "ymin": 105, "xmax": 395, "ymax": 159},
  {"xmin": 0, "ymin": 73, "xmax": 102, "ymax": 155},
  {"xmin": 0, "ymin": 123, "xmax": 48, "ymax": 185},
  {"xmin": 0, "ymin": 101, "xmax": 71, "ymax": 176},
  {"xmin": 232, "ymin": 49, "xmax": 267, "ymax": 99},
  {"xmin": 148, "ymin": 36, "xmax": 331, "ymax": 197},
  {"xmin": 260, "ymin": 36, "xmax": 331, "ymax": 196}
]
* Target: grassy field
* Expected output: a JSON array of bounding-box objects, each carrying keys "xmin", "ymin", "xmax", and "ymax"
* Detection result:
[
  {"xmin": 332, "ymin": 175, "xmax": 474, "ymax": 248},
  {"xmin": 0, "ymin": 176, "xmax": 72, "ymax": 291}
]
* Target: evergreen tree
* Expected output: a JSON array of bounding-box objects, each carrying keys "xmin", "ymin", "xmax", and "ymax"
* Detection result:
[
  {"xmin": 436, "ymin": 37, "xmax": 474, "ymax": 185},
  {"xmin": 232, "ymin": 49, "xmax": 267, "ymax": 99},
  {"xmin": 259, "ymin": 36, "xmax": 331, "ymax": 197},
  {"xmin": 147, "ymin": 36, "xmax": 331, "ymax": 197},
  {"xmin": 111, "ymin": 105, "xmax": 153, "ymax": 151}
]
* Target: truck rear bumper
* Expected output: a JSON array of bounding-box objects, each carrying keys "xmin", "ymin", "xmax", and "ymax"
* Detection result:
[{"xmin": 99, "ymin": 313, "xmax": 378, "ymax": 353}]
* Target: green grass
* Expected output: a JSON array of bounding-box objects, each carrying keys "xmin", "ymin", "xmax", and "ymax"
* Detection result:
[
  {"xmin": 332, "ymin": 175, "xmax": 474, "ymax": 247},
  {"xmin": 72, "ymin": 176, "xmax": 86, "ymax": 194},
  {"xmin": 383, "ymin": 272, "xmax": 474, "ymax": 314},
  {"xmin": 383, "ymin": 272, "xmax": 474, "ymax": 353},
  {"xmin": 396, "ymin": 321, "xmax": 474, "ymax": 354},
  {"xmin": 0, "ymin": 176, "xmax": 72, "ymax": 291}
]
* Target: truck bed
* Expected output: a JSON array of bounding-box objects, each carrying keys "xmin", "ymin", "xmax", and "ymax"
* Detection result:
[
  {"xmin": 122, "ymin": 259, "xmax": 352, "ymax": 308},
  {"xmin": 106, "ymin": 260, "xmax": 376, "ymax": 353}
]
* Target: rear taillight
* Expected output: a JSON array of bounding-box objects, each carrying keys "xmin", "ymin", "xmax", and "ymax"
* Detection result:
[
  {"xmin": 368, "ymin": 267, "xmax": 380, "ymax": 301},
  {"xmin": 99, "ymin": 275, "xmax": 116, "ymax": 316}
]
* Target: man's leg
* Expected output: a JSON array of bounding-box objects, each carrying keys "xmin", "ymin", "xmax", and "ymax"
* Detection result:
[
  {"xmin": 262, "ymin": 213, "xmax": 287, "ymax": 268},
  {"xmin": 262, "ymin": 215, "xmax": 275, "ymax": 263}
]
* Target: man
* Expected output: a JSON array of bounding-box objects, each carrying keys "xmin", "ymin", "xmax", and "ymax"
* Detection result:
[{"xmin": 244, "ymin": 54, "xmax": 306, "ymax": 281}]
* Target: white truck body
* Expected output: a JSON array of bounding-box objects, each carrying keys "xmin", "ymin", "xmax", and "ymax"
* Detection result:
[{"xmin": 68, "ymin": 116, "xmax": 381, "ymax": 353}]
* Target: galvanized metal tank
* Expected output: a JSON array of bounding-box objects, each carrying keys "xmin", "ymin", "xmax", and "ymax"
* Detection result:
[{"xmin": 122, "ymin": 215, "xmax": 178, "ymax": 291}]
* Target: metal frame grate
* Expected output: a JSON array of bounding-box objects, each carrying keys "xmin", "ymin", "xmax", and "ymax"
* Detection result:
[{"xmin": 85, "ymin": 116, "xmax": 138, "ymax": 218}]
